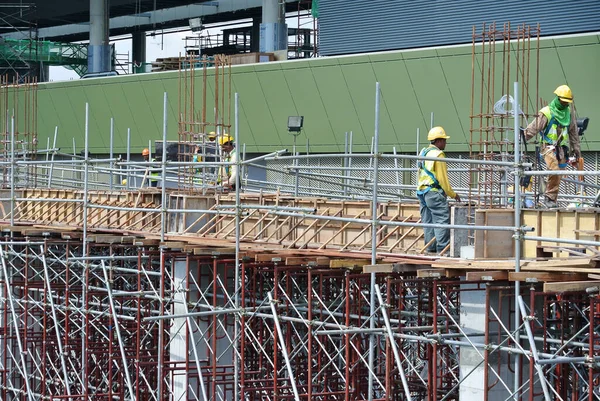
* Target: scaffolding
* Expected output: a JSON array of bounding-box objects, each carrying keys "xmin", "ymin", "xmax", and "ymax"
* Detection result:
[{"xmin": 0, "ymin": 76, "xmax": 598, "ymax": 401}]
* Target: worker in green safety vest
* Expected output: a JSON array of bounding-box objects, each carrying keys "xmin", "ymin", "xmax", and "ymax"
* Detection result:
[
  {"xmin": 523, "ymin": 85, "xmax": 581, "ymax": 208},
  {"xmin": 219, "ymin": 134, "xmax": 238, "ymax": 191},
  {"xmin": 142, "ymin": 148, "xmax": 159, "ymax": 187}
]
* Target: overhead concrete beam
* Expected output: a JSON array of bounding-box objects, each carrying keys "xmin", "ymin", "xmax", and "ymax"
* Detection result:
[{"xmin": 1, "ymin": 0, "xmax": 298, "ymax": 40}]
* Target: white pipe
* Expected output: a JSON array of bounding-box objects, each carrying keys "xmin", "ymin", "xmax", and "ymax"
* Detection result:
[
  {"xmin": 267, "ymin": 291, "xmax": 301, "ymax": 401},
  {"xmin": 101, "ymin": 261, "xmax": 136, "ymax": 401},
  {"xmin": 375, "ymin": 284, "xmax": 413, "ymax": 401}
]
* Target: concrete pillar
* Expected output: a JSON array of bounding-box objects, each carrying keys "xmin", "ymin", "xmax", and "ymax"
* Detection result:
[
  {"xmin": 459, "ymin": 286, "xmax": 539, "ymax": 400},
  {"xmin": 171, "ymin": 259, "xmax": 188, "ymax": 401},
  {"xmin": 132, "ymin": 31, "xmax": 146, "ymax": 74},
  {"xmin": 260, "ymin": 0, "xmax": 287, "ymax": 54},
  {"xmin": 450, "ymin": 205, "xmax": 469, "ymax": 257},
  {"xmin": 88, "ymin": 0, "xmax": 111, "ymax": 73},
  {"xmin": 251, "ymin": 17, "xmax": 261, "ymax": 52}
]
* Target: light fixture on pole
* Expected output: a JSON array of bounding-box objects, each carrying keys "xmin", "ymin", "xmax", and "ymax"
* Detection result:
[{"xmin": 287, "ymin": 116, "xmax": 304, "ymax": 154}]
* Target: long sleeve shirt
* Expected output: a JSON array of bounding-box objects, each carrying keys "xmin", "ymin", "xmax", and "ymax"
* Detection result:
[
  {"xmin": 221, "ymin": 149, "xmax": 238, "ymax": 186},
  {"xmin": 433, "ymin": 155, "xmax": 456, "ymax": 199},
  {"xmin": 524, "ymin": 106, "xmax": 580, "ymax": 157}
]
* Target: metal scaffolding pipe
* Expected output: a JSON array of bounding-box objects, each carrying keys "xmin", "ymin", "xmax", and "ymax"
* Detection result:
[
  {"xmin": 268, "ymin": 291, "xmax": 301, "ymax": 401},
  {"xmin": 375, "ymin": 284, "xmax": 412, "ymax": 401}
]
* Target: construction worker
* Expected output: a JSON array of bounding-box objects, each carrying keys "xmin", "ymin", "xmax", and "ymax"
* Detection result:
[
  {"xmin": 219, "ymin": 134, "xmax": 238, "ymax": 190},
  {"xmin": 142, "ymin": 148, "xmax": 159, "ymax": 187},
  {"xmin": 523, "ymin": 85, "xmax": 581, "ymax": 208},
  {"xmin": 416, "ymin": 127, "xmax": 461, "ymax": 255}
]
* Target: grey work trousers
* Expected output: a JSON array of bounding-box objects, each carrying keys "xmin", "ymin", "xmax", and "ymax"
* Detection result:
[{"xmin": 417, "ymin": 189, "xmax": 450, "ymax": 253}]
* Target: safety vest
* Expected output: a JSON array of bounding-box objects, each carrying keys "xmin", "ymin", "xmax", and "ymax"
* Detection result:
[
  {"xmin": 539, "ymin": 106, "xmax": 568, "ymax": 145},
  {"xmin": 417, "ymin": 146, "xmax": 443, "ymax": 194},
  {"xmin": 149, "ymin": 158, "xmax": 159, "ymax": 182}
]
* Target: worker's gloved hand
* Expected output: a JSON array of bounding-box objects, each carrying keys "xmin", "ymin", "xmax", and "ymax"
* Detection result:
[{"xmin": 568, "ymin": 156, "xmax": 577, "ymax": 166}]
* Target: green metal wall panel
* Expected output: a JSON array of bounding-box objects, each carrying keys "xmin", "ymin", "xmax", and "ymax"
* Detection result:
[{"xmin": 36, "ymin": 33, "xmax": 600, "ymax": 155}]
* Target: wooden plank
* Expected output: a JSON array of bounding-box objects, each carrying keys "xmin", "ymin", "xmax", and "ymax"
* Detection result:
[
  {"xmin": 509, "ymin": 272, "xmax": 588, "ymax": 282},
  {"xmin": 589, "ymin": 273, "xmax": 600, "ymax": 280},
  {"xmin": 466, "ymin": 271, "xmax": 508, "ymax": 281},
  {"xmin": 524, "ymin": 265, "xmax": 600, "ymax": 274},
  {"xmin": 120, "ymin": 236, "xmax": 137, "ymax": 244},
  {"xmin": 194, "ymin": 247, "xmax": 236, "ymax": 256},
  {"xmin": 432, "ymin": 261, "xmax": 471, "ymax": 269},
  {"xmin": 93, "ymin": 234, "xmax": 124, "ymax": 244},
  {"xmin": 255, "ymin": 253, "xmax": 286, "ymax": 262},
  {"xmin": 362, "ymin": 263, "xmax": 421, "ymax": 274},
  {"xmin": 330, "ymin": 259, "xmax": 371, "ymax": 269},
  {"xmin": 285, "ymin": 256, "xmax": 330, "ymax": 266},
  {"xmin": 544, "ymin": 280, "xmax": 600, "ymax": 293},
  {"xmin": 445, "ymin": 269, "xmax": 465, "ymax": 278},
  {"xmin": 417, "ymin": 269, "xmax": 445, "ymax": 278},
  {"xmin": 21, "ymin": 229, "xmax": 54, "ymax": 237},
  {"xmin": 525, "ymin": 258, "xmax": 596, "ymax": 269},
  {"xmin": 538, "ymin": 246, "xmax": 588, "ymax": 257},
  {"xmin": 133, "ymin": 239, "xmax": 160, "ymax": 246},
  {"xmin": 160, "ymin": 241, "xmax": 188, "ymax": 250},
  {"xmin": 62, "ymin": 231, "xmax": 83, "ymax": 240},
  {"xmin": 363, "ymin": 264, "xmax": 395, "ymax": 273}
]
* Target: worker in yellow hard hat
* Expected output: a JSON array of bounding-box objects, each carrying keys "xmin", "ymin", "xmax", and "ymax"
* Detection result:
[
  {"xmin": 523, "ymin": 85, "xmax": 580, "ymax": 208},
  {"xmin": 416, "ymin": 126, "xmax": 461, "ymax": 255},
  {"xmin": 142, "ymin": 148, "xmax": 159, "ymax": 187},
  {"xmin": 218, "ymin": 133, "xmax": 238, "ymax": 190}
]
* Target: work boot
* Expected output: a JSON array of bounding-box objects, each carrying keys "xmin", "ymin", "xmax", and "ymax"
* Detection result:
[{"xmin": 540, "ymin": 197, "xmax": 558, "ymax": 209}]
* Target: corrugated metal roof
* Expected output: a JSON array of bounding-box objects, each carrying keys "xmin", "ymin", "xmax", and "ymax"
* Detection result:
[{"xmin": 319, "ymin": 0, "xmax": 600, "ymax": 56}]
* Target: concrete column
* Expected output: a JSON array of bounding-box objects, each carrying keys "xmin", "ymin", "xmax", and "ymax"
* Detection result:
[
  {"xmin": 132, "ymin": 31, "xmax": 146, "ymax": 73},
  {"xmin": 171, "ymin": 259, "xmax": 188, "ymax": 401},
  {"xmin": 260, "ymin": 0, "xmax": 287, "ymax": 55},
  {"xmin": 88, "ymin": 0, "xmax": 111, "ymax": 73},
  {"xmin": 459, "ymin": 286, "xmax": 539, "ymax": 400},
  {"xmin": 450, "ymin": 205, "xmax": 469, "ymax": 257},
  {"xmin": 251, "ymin": 17, "xmax": 261, "ymax": 52}
]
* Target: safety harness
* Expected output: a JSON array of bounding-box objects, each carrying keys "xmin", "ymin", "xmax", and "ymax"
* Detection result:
[{"xmin": 417, "ymin": 147, "xmax": 443, "ymax": 195}]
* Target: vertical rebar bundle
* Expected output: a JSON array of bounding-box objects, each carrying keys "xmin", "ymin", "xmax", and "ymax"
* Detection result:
[
  {"xmin": 0, "ymin": 75, "xmax": 38, "ymax": 188},
  {"xmin": 178, "ymin": 54, "xmax": 232, "ymax": 193},
  {"xmin": 469, "ymin": 23, "xmax": 540, "ymax": 208}
]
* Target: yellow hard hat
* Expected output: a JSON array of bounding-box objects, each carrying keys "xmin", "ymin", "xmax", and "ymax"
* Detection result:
[
  {"xmin": 553, "ymin": 85, "xmax": 573, "ymax": 103},
  {"xmin": 427, "ymin": 126, "xmax": 450, "ymax": 141},
  {"xmin": 142, "ymin": 148, "xmax": 150, "ymax": 156},
  {"xmin": 219, "ymin": 134, "xmax": 233, "ymax": 145},
  {"xmin": 208, "ymin": 131, "xmax": 216, "ymax": 140},
  {"xmin": 122, "ymin": 179, "xmax": 127, "ymax": 185}
]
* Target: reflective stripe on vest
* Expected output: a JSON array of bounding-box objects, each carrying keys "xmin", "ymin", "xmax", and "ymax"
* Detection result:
[
  {"xmin": 417, "ymin": 146, "xmax": 443, "ymax": 190},
  {"xmin": 539, "ymin": 106, "xmax": 568, "ymax": 145},
  {"xmin": 150, "ymin": 158, "xmax": 159, "ymax": 181}
]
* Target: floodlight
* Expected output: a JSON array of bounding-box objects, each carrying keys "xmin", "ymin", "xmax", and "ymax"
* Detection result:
[
  {"xmin": 189, "ymin": 17, "xmax": 203, "ymax": 32},
  {"xmin": 577, "ymin": 117, "xmax": 589, "ymax": 136},
  {"xmin": 287, "ymin": 116, "xmax": 304, "ymax": 133}
]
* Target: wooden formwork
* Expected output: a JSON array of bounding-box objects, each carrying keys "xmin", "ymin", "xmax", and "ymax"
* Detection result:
[
  {"xmin": 9, "ymin": 189, "xmax": 163, "ymax": 232},
  {"xmin": 475, "ymin": 208, "xmax": 600, "ymax": 259},
  {"xmin": 203, "ymin": 194, "xmax": 426, "ymax": 252},
  {"xmin": 11, "ymin": 190, "xmax": 598, "ymax": 261}
]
